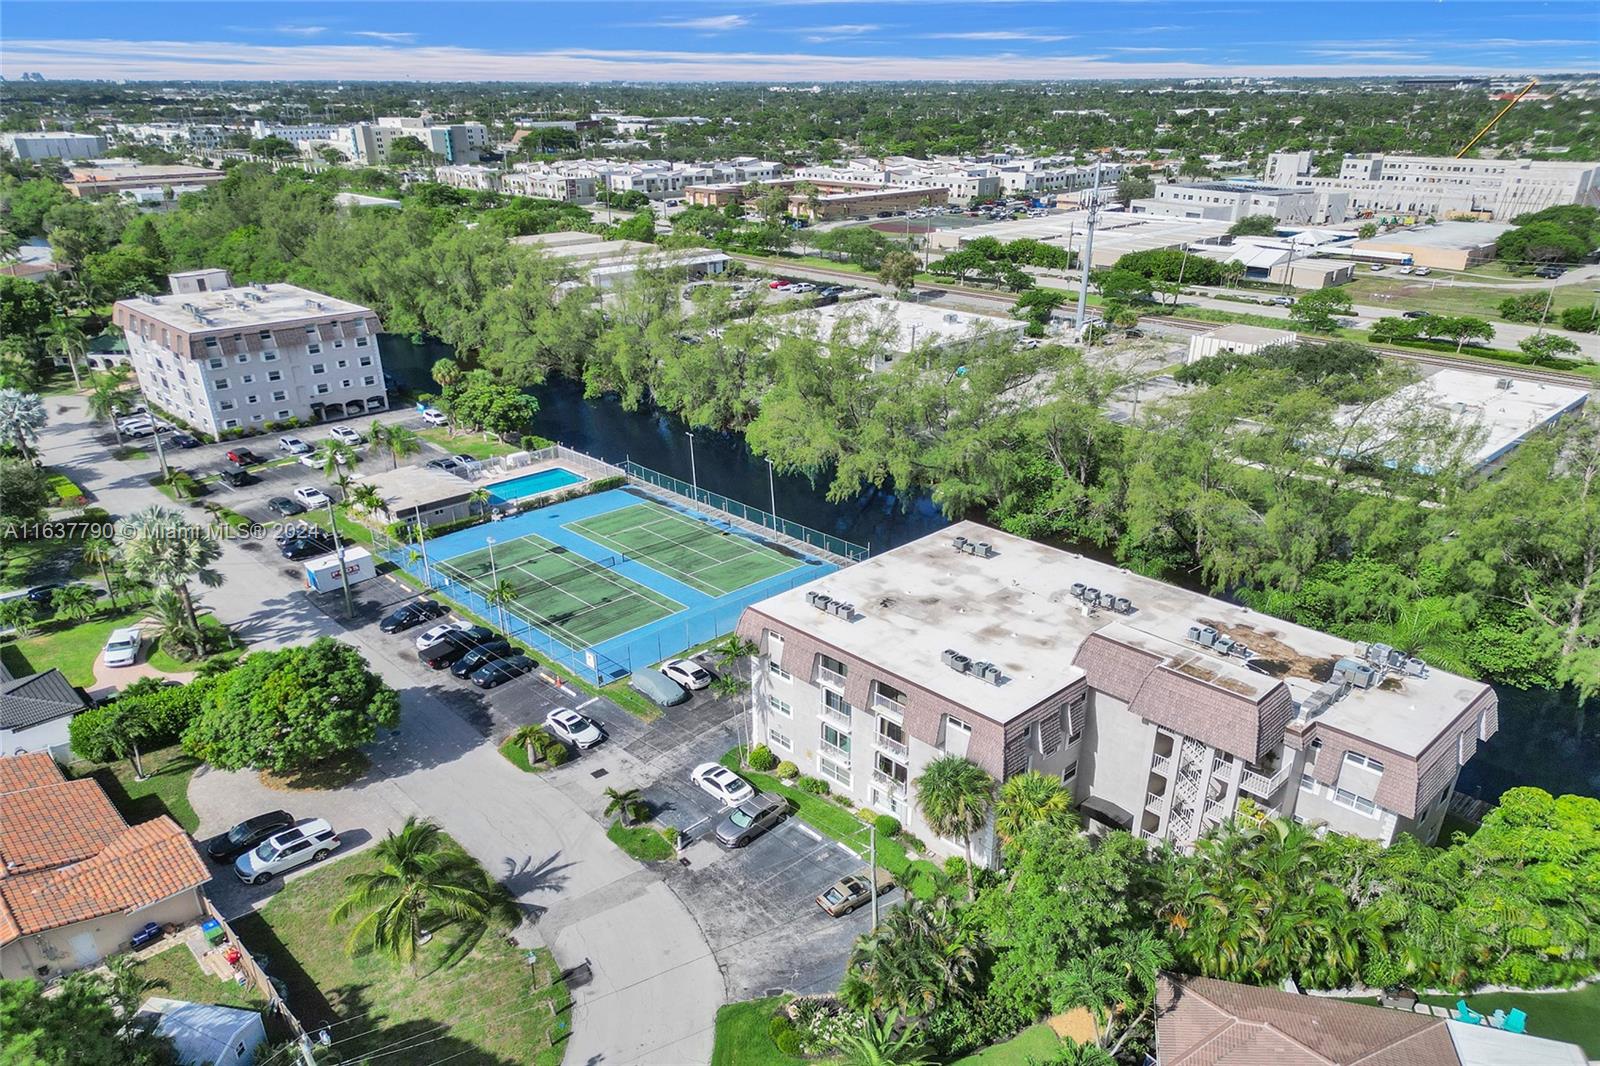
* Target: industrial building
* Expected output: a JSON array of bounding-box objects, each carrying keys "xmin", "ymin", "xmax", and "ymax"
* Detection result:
[
  {"xmin": 927, "ymin": 210, "xmax": 1232, "ymax": 270},
  {"xmin": 1186, "ymin": 323, "xmax": 1297, "ymax": 363},
  {"xmin": 777, "ymin": 297, "xmax": 1025, "ymax": 370},
  {"xmin": 112, "ymin": 269, "xmax": 387, "ymax": 436},
  {"xmin": 684, "ymin": 177, "xmax": 948, "ymax": 221},
  {"xmin": 737, "ymin": 521, "xmax": 1496, "ymax": 865},
  {"xmin": 511, "ymin": 231, "xmax": 730, "ymax": 289},
  {"xmin": 0, "ymin": 130, "xmax": 107, "ymax": 160},
  {"xmin": 64, "ymin": 161, "xmax": 227, "ymax": 201},
  {"xmin": 1265, "ymin": 150, "xmax": 1600, "ymax": 221},
  {"xmin": 1133, "ymin": 181, "xmax": 1325, "ymax": 225},
  {"xmin": 1349, "ymin": 221, "xmax": 1516, "ymax": 271}
]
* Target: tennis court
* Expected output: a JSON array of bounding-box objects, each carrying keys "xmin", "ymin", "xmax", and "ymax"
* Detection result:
[{"xmin": 566, "ymin": 500, "xmax": 804, "ymax": 597}]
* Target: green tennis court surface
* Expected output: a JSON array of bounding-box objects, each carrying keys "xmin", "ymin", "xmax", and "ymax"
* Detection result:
[
  {"xmin": 565, "ymin": 501, "xmax": 804, "ymax": 597},
  {"xmin": 440, "ymin": 532, "xmax": 684, "ymax": 649}
]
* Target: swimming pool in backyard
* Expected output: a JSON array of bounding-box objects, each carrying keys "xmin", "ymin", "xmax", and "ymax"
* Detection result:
[{"xmin": 484, "ymin": 467, "xmax": 584, "ymax": 506}]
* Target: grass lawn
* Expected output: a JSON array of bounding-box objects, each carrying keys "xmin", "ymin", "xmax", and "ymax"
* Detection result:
[
  {"xmin": 147, "ymin": 615, "xmax": 243, "ymax": 674},
  {"xmin": 1, "ymin": 604, "xmax": 154, "ymax": 686},
  {"xmin": 231, "ymin": 842, "xmax": 571, "ymax": 1066},
  {"xmin": 1419, "ymin": 986, "xmax": 1600, "ymax": 1055},
  {"xmin": 71, "ymin": 742, "xmax": 202, "ymax": 833},
  {"xmin": 303, "ymin": 505, "xmax": 377, "ymax": 549},
  {"xmin": 130, "ymin": 942, "xmax": 266, "ymax": 1011},
  {"xmin": 0, "ymin": 537, "xmax": 88, "ymax": 592},
  {"xmin": 1343, "ymin": 273, "xmax": 1593, "ymax": 322},
  {"xmin": 600, "ymin": 676, "xmax": 665, "ymax": 722},
  {"xmin": 711, "ymin": 996, "xmax": 816, "ymax": 1066},
  {"xmin": 113, "ymin": 446, "xmax": 151, "ymax": 462},
  {"xmin": 607, "ymin": 820, "xmax": 676, "ymax": 862},
  {"xmin": 719, "ymin": 748, "xmax": 944, "ymax": 898},
  {"xmin": 949, "ymin": 1023, "xmax": 1065, "ymax": 1065},
  {"xmin": 419, "ymin": 427, "xmax": 521, "ymax": 460}
]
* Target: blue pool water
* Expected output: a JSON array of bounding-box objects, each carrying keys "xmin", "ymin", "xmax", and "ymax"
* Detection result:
[{"xmin": 485, "ymin": 467, "xmax": 584, "ymax": 505}]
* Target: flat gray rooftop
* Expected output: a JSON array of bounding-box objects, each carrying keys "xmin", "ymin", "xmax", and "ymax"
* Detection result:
[
  {"xmin": 751, "ymin": 519, "xmax": 1487, "ymax": 753},
  {"xmin": 1354, "ymin": 221, "xmax": 1514, "ymax": 250},
  {"xmin": 122, "ymin": 283, "xmax": 372, "ymax": 332}
]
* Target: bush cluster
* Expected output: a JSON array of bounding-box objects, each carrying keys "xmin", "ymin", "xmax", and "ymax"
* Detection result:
[
  {"xmin": 797, "ymin": 775, "xmax": 830, "ymax": 796},
  {"xmin": 69, "ymin": 675, "xmax": 215, "ymax": 763},
  {"xmin": 873, "ymin": 815, "xmax": 901, "ymax": 838},
  {"xmin": 746, "ymin": 743, "xmax": 778, "ymax": 771},
  {"xmin": 774, "ymin": 760, "xmax": 798, "ymax": 780}
]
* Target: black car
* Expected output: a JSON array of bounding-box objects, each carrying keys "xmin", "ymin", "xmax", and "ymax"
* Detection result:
[
  {"xmin": 218, "ymin": 468, "xmax": 254, "ymax": 487},
  {"xmin": 25, "ymin": 582, "xmax": 65, "ymax": 605},
  {"xmin": 419, "ymin": 628, "xmax": 495, "ymax": 669},
  {"xmin": 168, "ymin": 432, "xmax": 200, "ymax": 449},
  {"xmin": 470, "ymin": 654, "xmax": 537, "ymax": 688},
  {"xmin": 1401, "ymin": 310, "xmax": 1433, "ymax": 320},
  {"xmin": 204, "ymin": 809, "xmax": 295, "ymax": 863},
  {"xmin": 379, "ymin": 601, "xmax": 449, "ymax": 633},
  {"xmin": 280, "ymin": 535, "xmax": 336, "ymax": 560},
  {"xmin": 268, "ymin": 497, "xmax": 306, "ymax": 517},
  {"xmin": 450, "ymin": 639, "xmax": 514, "ymax": 678}
]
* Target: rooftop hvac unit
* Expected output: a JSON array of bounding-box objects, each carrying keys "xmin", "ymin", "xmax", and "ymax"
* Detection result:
[
  {"xmin": 1098, "ymin": 591, "xmax": 1117, "ymax": 610},
  {"xmin": 829, "ymin": 600, "xmax": 854, "ymax": 618},
  {"xmin": 1403, "ymin": 656, "xmax": 1429, "ymax": 678},
  {"xmin": 943, "ymin": 313, "xmax": 960, "ymax": 323},
  {"xmin": 1230, "ymin": 642, "xmax": 1250, "ymax": 659},
  {"xmin": 952, "ymin": 535, "xmax": 969, "ymax": 552},
  {"xmin": 974, "ymin": 541, "xmax": 994, "ymax": 558},
  {"xmin": 806, "ymin": 591, "xmax": 832, "ymax": 611},
  {"xmin": 1496, "ymin": 377, "xmax": 1514, "ymax": 390},
  {"xmin": 1214, "ymin": 634, "xmax": 1235, "ymax": 655},
  {"xmin": 1187, "ymin": 625, "xmax": 1219, "ymax": 648},
  {"xmin": 1364, "ymin": 642, "xmax": 1395, "ymax": 667},
  {"xmin": 1333, "ymin": 657, "xmax": 1378, "ymax": 689},
  {"xmin": 1300, "ymin": 688, "xmax": 1334, "ymax": 720},
  {"xmin": 1114, "ymin": 596, "xmax": 1132, "ymax": 614},
  {"xmin": 972, "ymin": 660, "xmax": 1003, "ymax": 685},
  {"xmin": 1071, "ymin": 582, "xmax": 1087, "ymax": 599},
  {"xmin": 1083, "ymin": 586, "xmax": 1100, "ymax": 604},
  {"xmin": 942, "ymin": 649, "xmax": 972, "ymax": 673}
]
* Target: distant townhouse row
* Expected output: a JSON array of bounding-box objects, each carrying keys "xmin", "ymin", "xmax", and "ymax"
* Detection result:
[
  {"xmin": 433, "ymin": 157, "xmax": 783, "ymax": 203},
  {"xmin": 247, "ymin": 115, "xmax": 489, "ymax": 165}
]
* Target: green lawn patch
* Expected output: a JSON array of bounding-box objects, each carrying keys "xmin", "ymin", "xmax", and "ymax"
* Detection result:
[
  {"xmin": 3, "ymin": 605, "xmax": 151, "ymax": 686},
  {"xmin": 719, "ymin": 747, "xmax": 943, "ymax": 897},
  {"xmin": 0, "ymin": 537, "xmax": 85, "ymax": 592},
  {"xmin": 1417, "ymin": 986, "xmax": 1600, "ymax": 1055},
  {"xmin": 43, "ymin": 473, "xmax": 87, "ymax": 507},
  {"xmin": 113, "ymin": 446, "xmax": 151, "ymax": 462},
  {"xmin": 147, "ymin": 615, "xmax": 242, "ymax": 674},
  {"xmin": 303, "ymin": 505, "xmax": 376, "ymax": 548},
  {"xmin": 230, "ymin": 840, "xmax": 571, "ymax": 1066},
  {"xmin": 498, "ymin": 737, "xmax": 542, "ymax": 773},
  {"xmin": 419, "ymin": 427, "xmax": 519, "ymax": 460},
  {"xmin": 129, "ymin": 942, "xmax": 266, "ymax": 1011},
  {"xmin": 607, "ymin": 820, "xmax": 676, "ymax": 862},
  {"xmin": 71, "ymin": 742, "xmax": 202, "ymax": 833},
  {"xmin": 948, "ymin": 1023, "xmax": 1064, "ymax": 1065},
  {"xmin": 711, "ymin": 996, "xmax": 814, "ymax": 1066}
]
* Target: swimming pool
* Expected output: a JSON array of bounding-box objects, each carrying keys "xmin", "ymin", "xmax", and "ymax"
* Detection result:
[{"xmin": 485, "ymin": 467, "xmax": 585, "ymax": 506}]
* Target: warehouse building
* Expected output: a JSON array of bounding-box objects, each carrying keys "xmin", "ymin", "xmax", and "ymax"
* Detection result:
[{"xmin": 1349, "ymin": 221, "xmax": 1516, "ymax": 271}]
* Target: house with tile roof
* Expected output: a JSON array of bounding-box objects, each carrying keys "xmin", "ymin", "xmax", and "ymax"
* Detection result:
[
  {"xmin": 1, "ymin": 660, "xmax": 90, "ymax": 760},
  {"xmin": 0, "ymin": 752, "xmax": 210, "ymax": 980},
  {"xmin": 1154, "ymin": 974, "xmax": 1586, "ymax": 1066}
]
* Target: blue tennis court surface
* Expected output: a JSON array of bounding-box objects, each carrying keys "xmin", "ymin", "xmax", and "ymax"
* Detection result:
[{"xmin": 387, "ymin": 486, "xmax": 836, "ymax": 682}]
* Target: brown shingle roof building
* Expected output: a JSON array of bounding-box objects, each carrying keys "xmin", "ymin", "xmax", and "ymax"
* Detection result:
[{"xmin": 0, "ymin": 753, "xmax": 210, "ymax": 979}]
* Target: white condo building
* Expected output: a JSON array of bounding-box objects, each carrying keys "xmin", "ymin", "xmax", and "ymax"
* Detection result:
[
  {"xmin": 1265, "ymin": 151, "xmax": 1600, "ymax": 221},
  {"xmin": 737, "ymin": 522, "xmax": 1496, "ymax": 866},
  {"xmin": 1, "ymin": 131, "xmax": 107, "ymax": 160},
  {"xmin": 112, "ymin": 270, "xmax": 386, "ymax": 436}
]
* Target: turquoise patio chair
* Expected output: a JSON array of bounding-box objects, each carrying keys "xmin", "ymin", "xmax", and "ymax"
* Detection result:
[
  {"xmin": 1503, "ymin": 1008, "xmax": 1527, "ymax": 1034},
  {"xmin": 1456, "ymin": 1000, "xmax": 1485, "ymax": 1024}
]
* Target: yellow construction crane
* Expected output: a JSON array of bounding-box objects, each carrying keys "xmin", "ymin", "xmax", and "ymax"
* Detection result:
[{"xmin": 1456, "ymin": 78, "xmax": 1538, "ymax": 158}]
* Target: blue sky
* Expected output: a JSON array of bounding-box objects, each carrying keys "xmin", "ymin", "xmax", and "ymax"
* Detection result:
[{"xmin": 2, "ymin": 1, "xmax": 1596, "ymax": 82}]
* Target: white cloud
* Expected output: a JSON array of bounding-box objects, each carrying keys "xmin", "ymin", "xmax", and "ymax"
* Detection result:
[
  {"xmin": 803, "ymin": 24, "xmax": 880, "ymax": 35},
  {"xmin": 648, "ymin": 15, "xmax": 750, "ymax": 32},
  {"xmin": 1306, "ymin": 48, "xmax": 1430, "ymax": 60},
  {"xmin": 350, "ymin": 31, "xmax": 418, "ymax": 44},
  {"xmin": 922, "ymin": 31, "xmax": 1074, "ymax": 42},
  {"xmin": 274, "ymin": 24, "xmax": 328, "ymax": 37}
]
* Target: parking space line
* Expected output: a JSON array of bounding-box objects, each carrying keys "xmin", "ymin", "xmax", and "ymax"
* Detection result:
[
  {"xmin": 576, "ymin": 697, "xmax": 597, "ymax": 709},
  {"xmin": 793, "ymin": 824, "xmax": 821, "ymax": 843},
  {"xmin": 835, "ymin": 842, "xmax": 858, "ymax": 858}
]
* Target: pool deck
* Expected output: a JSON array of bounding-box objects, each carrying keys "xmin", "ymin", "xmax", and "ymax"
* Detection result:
[{"xmin": 482, "ymin": 460, "xmax": 586, "ymax": 507}]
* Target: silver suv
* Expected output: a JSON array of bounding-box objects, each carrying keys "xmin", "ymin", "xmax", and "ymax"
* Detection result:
[{"xmin": 234, "ymin": 818, "xmax": 341, "ymax": 884}]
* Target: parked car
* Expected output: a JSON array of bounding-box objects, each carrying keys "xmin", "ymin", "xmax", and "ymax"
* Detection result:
[
  {"xmin": 280, "ymin": 534, "xmax": 335, "ymax": 561},
  {"xmin": 292, "ymin": 486, "xmax": 331, "ymax": 509},
  {"xmin": 420, "ymin": 629, "xmax": 495, "ymax": 669},
  {"xmin": 1414, "ymin": 267, "xmax": 1431, "ymax": 277},
  {"xmin": 267, "ymin": 496, "xmax": 305, "ymax": 517},
  {"xmin": 425, "ymin": 457, "xmax": 465, "ymax": 474},
  {"xmin": 298, "ymin": 453, "xmax": 326, "ymax": 468},
  {"xmin": 816, "ymin": 871, "xmax": 894, "ymax": 917},
  {"xmin": 470, "ymin": 653, "xmax": 537, "ymax": 688},
  {"xmin": 1268, "ymin": 296, "xmax": 1294, "ymax": 307},
  {"xmin": 544, "ymin": 708, "xmax": 604, "ymax": 748},
  {"xmin": 1398, "ymin": 266, "xmax": 1414, "ymax": 275},
  {"xmin": 102, "ymin": 626, "xmax": 141, "ymax": 668},
  {"xmin": 1535, "ymin": 265, "xmax": 1566, "ymax": 279},
  {"xmin": 328, "ymin": 425, "xmax": 364, "ymax": 447},
  {"xmin": 421, "ymin": 408, "xmax": 449, "ymax": 427},
  {"xmin": 204, "ymin": 810, "xmax": 295, "ymax": 864},
  {"xmin": 629, "ymin": 669, "xmax": 688, "ymax": 707},
  {"xmin": 450, "ymin": 453, "xmax": 478, "ymax": 467},
  {"xmin": 379, "ymin": 601, "xmax": 448, "ymax": 633},
  {"xmin": 234, "ymin": 818, "xmax": 341, "ymax": 885},
  {"xmin": 689, "ymin": 762, "xmax": 755, "ymax": 806},
  {"xmin": 119, "ymin": 420, "xmax": 155, "ymax": 438},
  {"xmin": 660, "ymin": 658, "xmax": 713, "ymax": 691},
  {"xmin": 278, "ymin": 436, "xmax": 312, "ymax": 455},
  {"xmin": 1402, "ymin": 310, "xmax": 1433, "ymax": 320},
  {"xmin": 219, "ymin": 468, "xmax": 254, "ymax": 488},
  {"xmin": 449, "ymin": 639, "xmax": 513, "ymax": 678},
  {"xmin": 168, "ymin": 432, "xmax": 200, "ymax": 449},
  {"xmin": 1369, "ymin": 263, "xmax": 1385, "ymax": 272},
  {"xmin": 768, "ymin": 279, "xmax": 789, "ymax": 289},
  {"xmin": 25, "ymin": 582, "xmax": 66, "ymax": 605},
  {"xmin": 227, "ymin": 448, "xmax": 263, "ymax": 466},
  {"xmin": 414, "ymin": 620, "xmax": 476, "ymax": 652},
  {"xmin": 714, "ymin": 792, "xmax": 789, "ymax": 848}
]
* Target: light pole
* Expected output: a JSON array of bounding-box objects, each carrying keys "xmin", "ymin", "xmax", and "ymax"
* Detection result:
[
  {"xmin": 869, "ymin": 821, "xmax": 879, "ymax": 932},
  {"xmin": 323, "ymin": 497, "xmax": 353, "ymax": 618},
  {"xmin": 765, "ymin": 458, "xmax": 777, "ymax": 525},
  {"xmin": 485, "ymin": 535, "xmax": 506, "ymax": 635},
  {"xmin": 412, "ymin": 506, "xmax": 433, "ymax": 588},
  {"xmin": 685, "ymin": 431, "xmax": 698, "ymax": 498}
]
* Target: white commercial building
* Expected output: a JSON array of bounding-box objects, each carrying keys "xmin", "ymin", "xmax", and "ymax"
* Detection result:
[
  {"xmin": 738, "ymin": 521, "xmax": 1497, "ymax": 864},
  {"xmin": 1266, "ymin": 150, "xmax": 1600, "ymax": 221},
  {"xmin": 115, "ymin": 122, "xmax": 232, "ymax": 151},
  {"xmin": 112, "ymin": 269, "xmax": 387, "ymax": 436},
  {"xmin": 928, "ymin": 209, "xmax": 1233, "ymax": 270},
  {"xmin": 1186, "ymin": 323, "xmax": 1297, "ymax": 363},
  {"xmin": 778, "ymin": 297, "xmax": 1026, "ymax": 370},
  {"xmin": 1134, "ymin": 181, "xmax": 1325, "ymax": 224},
  {"xmin": 1, "ymin": 131, "xmax": 107, "ymax": 160},
  {"xmin": 512, "ymin": 231, "xmax": 730, "ymax": 289}
]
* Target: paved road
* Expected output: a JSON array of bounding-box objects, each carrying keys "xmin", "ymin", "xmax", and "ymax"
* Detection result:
[{"xmin": 39, "ymin": 396, "xmax": 725, "ymax": 1066}]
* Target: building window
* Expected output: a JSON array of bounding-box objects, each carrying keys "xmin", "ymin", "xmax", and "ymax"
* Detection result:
[
  {"xmin": 246, "ymin": 395, "xmax": 258, "ymax": 405},
  {"xmin": 821, "ymin": 722, "xmax": 851, "ymax": 757},
  {"xmin": 306, "ymin": 325, "xmax": 318, "ymax": 334},
  {"xmin": 356, "ymin": 337, "xmax": 369, "ymax": 347},
  {"xmin": 308, "ymin": 345, "xmax": 322, "ymax": 355},
  {"xmin": 817, "ymin": 653, "xmax": 848, "ymax": 686},
  {"xmin": 208, "ymin": 357, "xmax": 224, "ymax": 369},
  {"xmin": 1061, "ymin": 761, "xmax": 1078, "ymax": 784},
  {"xmin": 1344, "ymin": 751, "xmax": 1384, "ymax": 772},
  {"xmin": 1332, "ymin": 787, "xmax": 1378, "ymax": 817},
  {"xmin": 311, "ymin": 363, "xmax": 325, "ymax": 375},
  {"xmin": 223, "ymin": 418, "xmax": 239, "ymax": 429},
  {"xmin": 271, "ymin": 390, "xmax": 287, "ymax": 402},
  {"xmin": 219, "ymin": 399, "xmax": 235, "ymax": 411},
  {"xmin": 240, "ymin": 374, "xmax": 254, "ymax": 385},
  {"xmin": 251, "ymin": 413, "xmax": 264, "ymax": 423},
  {"xmin": 276, "ymin": 409, "xmax": 291, "ymax": 419},
  {"xmin": 316, "ymin": 384, "xmax": 330, "ymax": 395},
  {"xmin": 874, "ymin": 752, "xmax": 907, "ymax": 787},
  {"xmin": 205, "ymin": 338, "xmax": 219, "ymax": 349},
  {"xmin": 259, "ymin": 330, "xmax": 271, "ymax": 340},
  {"xmin": 263, "ymin": 351, "xmax": 277, "ymax": 361},
  {"xmin": 768, "ymin": 695, "xmax": 792, "ymax": 718},
  {"xmin": 945, "ymin": 715, "xmax": 970, "ymax": 738},
  {"xmin": 1300, "ymin": 772, "xmax": 1317, "ymax": 792},
  {"xmin": 769, "ymin": 728, "xmax": 792, "ymax": 752},
  {"xmin": 267, "ymin": 370, "xmax": 282, "ymax": 382},
  {"xmin": 340, "ymin": 379, "xmax": 352, "ymax": 389},
  {"xmin": 818, "ymin": 756, "xmax": 851, "ymax": 788},
  {"xmin": 359, "ymin": 355, "xmax": 373, "ymax": 366},
  {"xmin": 213, "ymin": 378, "xmax": 229, "ymax": 390},
  {"xmin": 336, "ymin": 359, "xmax": 348, "ymax": 369},
  {"xmin": 236, "ymin": 353, "xmax": 249, "ymax": 364},
  {"xmin": 768, "ymin": 660, "xmax": 791, "ymax": 683}
]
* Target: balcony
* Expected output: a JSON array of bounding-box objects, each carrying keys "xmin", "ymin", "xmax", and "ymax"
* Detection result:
[
  {"xmin": 871, "ymin": 768, "xmax": 908, "ymax": 796},
  {"xmin": 1239, "ymin": 765, "xmax": 1292, "ymax": 797},
  {"xmin": 821, "ymin": 739, "xmax": 851, "ymax": 761},
  {"xmin": 820, "ymin": 703, "xmax": 853, "ymax": 729},
  {"xmin": 1145, "ymin": 790, "xmax": 1164, "ymax": 812},
  {"xmin": 871, "ymin": 693, "xmax": 906, "ymax": 721},
  {"xmin": 816, "ymin": 665, "xmax": 848, "ymax": 690},
  {"xmin": 1151, "ymin": 754, "xmax": 1171, "ymax": 775},
  {"xmin": 874, "ymin": 732, "xmax": 908, "ymax": 760}
]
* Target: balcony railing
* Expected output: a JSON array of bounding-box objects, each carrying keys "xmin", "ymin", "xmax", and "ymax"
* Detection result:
[
  {"xmin": 1151, "ymin": 754, "xmax": 1171, "ymax": 774},
  {"xmin": 1145, "ymin": 790, "xmax": 1164, "ymax": 811},
  {"xmin": 874, "ymin": 732, "xmax": 908, "ymax": 760},
  {"xmin": 816, "ymin": 666, "xmax": 848, "ymax": 690},
  {"xmin": 820, "ymin": 703, "xmax": 853, "ymax": 729},
  {"xmin": 1239, "ymin": 765, "xmax": 1292, "ymax": 797},
  {"xmin": 871, "ymin": 694, "xmax": 906, "ymax": 721},
  {"xmin": 821, "ymin": 739, "xmax": 851, "ymax": 761},
  {"xmin": 872, "ymin": 768, "xmax": 908, "ymax": 796}
]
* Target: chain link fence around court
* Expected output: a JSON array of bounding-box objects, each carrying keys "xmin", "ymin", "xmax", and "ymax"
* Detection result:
[{"xmin": 621, "ymin": 461, "xmax": 870, "ymax": 563}]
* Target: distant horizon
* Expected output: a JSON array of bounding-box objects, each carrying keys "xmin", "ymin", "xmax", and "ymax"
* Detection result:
[{"xmin": 3, "ymin": 0, "xmax": 1597, "ymax": 83}]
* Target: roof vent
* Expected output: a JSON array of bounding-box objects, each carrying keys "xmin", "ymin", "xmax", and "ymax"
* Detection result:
[
  {"xmin": 1333, "ymin": 657, "xmax": 1378, "ymax": 689},
  {"xmin": 1496, "ymin": 377, "xmax": 1514, "ymax": 390}
]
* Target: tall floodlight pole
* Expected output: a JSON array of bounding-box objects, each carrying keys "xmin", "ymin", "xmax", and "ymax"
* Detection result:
[
  {"xmin": 413, "ymin": 506, "xmax": 433, "ymax": 588},
  {"xmin": 486, "ymin": 535, "xmax": 506, "ymax": 635},
  {"xmin": 323, "ymin": 498, "xmax": 353, "ymax": 618},
  {"xmin": 766, "ymin": 458, "xmax": 777, "ymax": 524},
  {"xmin": 686, "ymin": 431, "xmax": 698, "ymax": 498},
  {"xmin": 1074, "ymin": 158, "xmax": 1103, "ymax": 341}
]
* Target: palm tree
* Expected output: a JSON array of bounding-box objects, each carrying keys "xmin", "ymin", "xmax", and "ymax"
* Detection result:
[
  {"xmin": 0, "ymin": 387, "xmax": 47, "ymax": 460},
  {"xmin": 431, "ymin": 359, "xmax": 461, "ymax": 436},
  {"xmin": 50, "ymin": 583, "xmax": 98, "ymax": 623},
  {"xmin": 81, "ymin": 537, "xmax": 117, "ymax": 603},
  {"xmin": 0, "ymin": 338, "xmax": 39, "ymax": 391},
  {"xmin": 712, "ymin": 633, "xmax": 758, "ymax": 671},
  {"xmin": 143, "ymin": 588, "xmax": 202, "ymax": 661},
  {"xmin": 117, "ymin": 506, "xmax": 222, "ymax": 651},
  {"xmin": 0, "ymin": 598, "xmax": 38, "ymax": 639},
  {"xmin": 103, "ymin": 703, "xmax": 151, "ymax": 780},
  {"xmin": 319, "ymin": 440, "xmax": 359, "ymax": 494},
  {"xmin": 485, "ymin": 577, "xmax": 516, "ymax": 635},
  {"xmin": 86, "ymin": 367, "xmax": 135, "ymax": 442},
  {"xmin": 847, "ymin": 892, "xmax": 981, "ymax": 1016},
  {"xmin": 367, "ymin": 418, "xmax": 390, "ymax": 452},
  {"xmin": 384, "ymin": 424, "xmax": 422, "ymax": 469},
  {"xmin": 347, "ymin": 483, "xmax": 387, "ymax": 518},
  {"xmin": 331, "ymin": 816, "xmax": 515, "ymax": 976},
  {"xmin": 603, "ymin": 786, "xmax": 650, "ymax": 827},
  {"xmin": 993, "ymin": 771, "xmax": 1078, "ymax": 848},
  {"xmin": 468, "ymin": 486, "xmax": 491, "ymax": 514},
  {"xmin": 508, "ymin": 724, "xmax": 549, "ymax": 766},
  {"xmin": 837, "ymin": 1009, "xmax": 934, "ymax": 1066},
  {"xmin": 44, "ymin": 318, "xmax": 88, "ymax": 391},
  {"xmin": 913, "ymin": 756, "xmax": 994, "ymax": 898}
]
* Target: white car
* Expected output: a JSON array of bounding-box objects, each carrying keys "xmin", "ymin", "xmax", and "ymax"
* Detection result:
[
  {"xmin": 690, "ymin": 763, "xmax": 755, "ymax": 807},
  {"xmin": 233, "ymin": 818, "xmax": 340, "ymax": 885},
  {"xmin": 292, "ymin": 485, "xmax": 330, "ymax": 509},
  {"xmin": 545, "ymin": 708, "xmax": 605, "ymax": 749},
  {"xmin": 414, "ymin": 619, "xmax": 470, "ymax": 652},
  {"xmin": 1414, "ymin": 267, "xmax": 1431, "ymax": 277},
  {"xmin": 1398, "ymin": 266, "xmax": 1413, "ymax": 275},
  {"xmin": 103, "ymin": 626, "xmax": 141, "ymax": 668},
  {"xmin": 660, "ymin": 658, "xmax": 713, "ymax": 690},
  {"xmin": 421, "ymin": 408, "xmax": 449, "ymax": 427},
  {"xmin": 328, "ymin": 425, "xmax": 364, "ymax": 447},
  {"xmin": 278, "ymin": 436, "xmax": 312, "ymax": 455},
  {"xmin": 298, "ymin": 453, "xmax": 325, "ymax": 468},
  {"xmin": 789, "ymin": 283, "xmax": 815, "ymax": 294}
]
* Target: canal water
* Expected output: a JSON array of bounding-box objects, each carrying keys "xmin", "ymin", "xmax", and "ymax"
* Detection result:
[{"xmin": 381, "ymin": 335, "xmax": 1599, "ymax": 803}]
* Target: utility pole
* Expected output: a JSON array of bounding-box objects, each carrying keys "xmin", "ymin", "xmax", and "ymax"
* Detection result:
[
  {"xmin": 765, "ymin": 458, "xmax": 777, "ymax": 525},
  {"xmin": 323, "ymin": 497, "xmax": 354, "ymax": 618},
  {"xmin": 869, "ymin": 822, "xmax": 879, "ymax": 932},
  {"xmin": 413, "ymin": 507, "xmax": 433, "ymax": 588},
  {"xmin": 1534, "ymin": 282, "xmax": 1557, "ymax": 338},
  {"xmin": 685, "ymin": 431, "xmax": 698, "ymax": 497},
  {"xmin": 486, "ymin": 535, "xmax": 506, "ymax": 634},
  {"xmin": 1074, "ymin": 157, "xmax": 1102, "ymax": 341}
]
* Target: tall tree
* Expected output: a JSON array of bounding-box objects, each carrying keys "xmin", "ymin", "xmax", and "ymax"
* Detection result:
[
  {"xmin": 993, "ymin": 771, "xmax": 1078, "ymax": 849},
  {"xmin": 116, "ymin": 506, "xmax": 222, "ymax": 650},
  {"xmin": 913, "ymin": 756, "xmax": 995, "ymax": 898},
  {"xmin": 0, "ymin": 388, "xmax": 46, "ymax": 459}
]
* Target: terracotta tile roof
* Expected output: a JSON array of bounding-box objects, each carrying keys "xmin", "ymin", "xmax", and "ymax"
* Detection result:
[
  {"xmin": 0, "ymin": 754, "xmax": 210, "ymax": 947},
  {"xmin": 1156, "ymin": 974, "xmax": 1460, "ymax": 1066}
]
